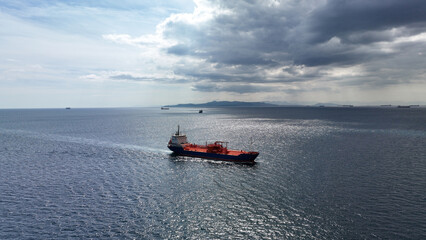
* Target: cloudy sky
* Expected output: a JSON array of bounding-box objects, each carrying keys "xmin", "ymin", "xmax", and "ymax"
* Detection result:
[{"xmin": 1, "ymin": 0, "xmax": 425, "ymax": 108}]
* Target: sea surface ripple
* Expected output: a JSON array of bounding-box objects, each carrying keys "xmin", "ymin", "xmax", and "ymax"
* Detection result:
[{"xmin": 0, "ymin": 107, "xmax": 425, "ymax": 239}]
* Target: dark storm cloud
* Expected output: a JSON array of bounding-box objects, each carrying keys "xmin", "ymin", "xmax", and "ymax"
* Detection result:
[
  {"xmin": 162, "ymin": 0, "xmax": 297, "ymax": 66},
  {"xmin": 294, "ymin": 0, "xmax": 426, "ymax": 66},
  {"xmin": 308, "ymin": 0, "xmax": 426, "ymax": 44},
  {"xmin": 161, "ymin": 0, "xmax": 426, "ymax": 93}
]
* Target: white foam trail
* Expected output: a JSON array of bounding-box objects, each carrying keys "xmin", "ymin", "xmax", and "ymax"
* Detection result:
[{"xmin": 0, "ymin": 128, "xmax": 171, "ymax": 154}]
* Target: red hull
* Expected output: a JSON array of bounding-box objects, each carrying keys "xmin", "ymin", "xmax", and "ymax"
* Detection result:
[{"xmin": 168, "ymin": 142, "xmax": 259, "ymax": 163}]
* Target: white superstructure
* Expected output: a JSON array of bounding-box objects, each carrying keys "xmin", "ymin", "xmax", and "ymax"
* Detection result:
[{"xmin": 169, "ymin": 125, "xmax": 188, "ymax": 147}]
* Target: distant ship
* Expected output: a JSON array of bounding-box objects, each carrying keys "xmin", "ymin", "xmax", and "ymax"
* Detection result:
[
  {"xmin": 168, "ymin": 126, "xmax": 259, "ymax": 163},
  {"xmin": 199, "ymin": 110, "xmax": 203, "ymax": 113},
  {"xmin": 65, "ymin": 107, "xmax": 71, "ymax": 110},
  {"xmin": 397, "ymin": 105, "xmax": 410, "ymax": 108},
  {"xmin": 161, "ymin": 107, "xmax": 169, "ymax": 110}
]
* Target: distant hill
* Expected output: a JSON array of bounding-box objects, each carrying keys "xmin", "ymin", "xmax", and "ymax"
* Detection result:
[
  {"xmin": 313, "ymin": 102, "xmax": 341, "ymax": 107},
  {"xmin": 164, "ymin": 101, "xmax": 277, "ymax": 108}
]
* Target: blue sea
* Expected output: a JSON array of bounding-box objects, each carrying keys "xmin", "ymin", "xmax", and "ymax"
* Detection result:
[{"xmin": 1, "ymin": 107, "xmax": 425, "ymax": 239}]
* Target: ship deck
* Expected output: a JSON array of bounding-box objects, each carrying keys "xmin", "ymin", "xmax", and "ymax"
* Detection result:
[{"xmin": 182, "ymin": 144, "xmax": 249, "ymax": 156}]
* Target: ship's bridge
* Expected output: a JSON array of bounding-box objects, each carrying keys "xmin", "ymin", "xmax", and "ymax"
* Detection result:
[
  {"xmin": 171, "ymin": 135, "xmax": 188, "ymax": 146},
  {"xmin": 169, "ymin": 125, "xmax": 188, "ymax": 146}
]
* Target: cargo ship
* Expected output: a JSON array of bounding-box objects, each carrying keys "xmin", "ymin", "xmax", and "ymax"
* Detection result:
[{"xmin": 167, "ymin": 126, "xmax": 259, "ymax": 163}]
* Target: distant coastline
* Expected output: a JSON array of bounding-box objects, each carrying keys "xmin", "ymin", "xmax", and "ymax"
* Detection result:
[
  {"xmin": 164, "ymin": 101, "xmax": 278, "ymax": 108},
  {"xmin": 162, "ymin": 101, "xmax": 425, "ymax": 108}
]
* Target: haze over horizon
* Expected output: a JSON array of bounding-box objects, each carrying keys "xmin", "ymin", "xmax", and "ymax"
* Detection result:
[{"xmin": 1, "ymin": 0, "xmax": 425, "ymax": 108}]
